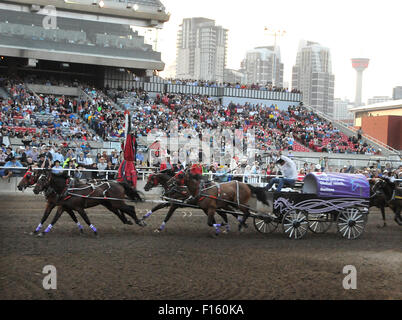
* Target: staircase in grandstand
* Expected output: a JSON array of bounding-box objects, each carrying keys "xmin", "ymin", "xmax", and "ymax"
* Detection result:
[
  {"xmin": 22, "ymin": 85, "xmax": 103, "ymax": 142},
  {"xmin": 0, "ymin": 86, "xmax": 9, "ymax": 99}
]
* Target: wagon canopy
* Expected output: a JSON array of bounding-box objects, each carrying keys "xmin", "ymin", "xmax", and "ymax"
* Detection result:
[{"xmin": 302, "ymin": 172, "xmax": 370, "ymax": 198}]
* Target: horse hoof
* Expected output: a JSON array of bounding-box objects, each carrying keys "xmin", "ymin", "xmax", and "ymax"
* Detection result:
[
  {"xmin": 154, "ymin": 229, "xmax": 161, "ymax": 233},
  {"xmin": 94, "ymin": 232, "xmax": 99, "ymax": 237},
  {"xmin": 394, "ymin": 217, "xmax": 402, "ymax": 226},
  {"xmin": 238, "ymin": 225, "xmax": 246, "ymax": 233},
  {"xmin": 137, "ymin": 220, "xmax": 146, "ymax": 227},
  {"xmin": 126, "ymin": 220, "xmax": 134, "ymax": 225}
]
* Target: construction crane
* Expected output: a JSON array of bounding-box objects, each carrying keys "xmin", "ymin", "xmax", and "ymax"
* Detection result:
[{"xmin": 264, "ymin": 27, "xmax": 286, "ymax": 47}]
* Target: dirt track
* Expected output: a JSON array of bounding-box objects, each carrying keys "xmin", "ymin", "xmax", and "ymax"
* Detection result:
[{"xmin": 0, "ymin": 194, "xmax": 401, "ymax": 300}]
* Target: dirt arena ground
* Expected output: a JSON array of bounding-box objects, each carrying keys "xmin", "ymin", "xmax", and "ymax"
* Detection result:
[{"xmin": 0, "ymin": 194, "xmax": 401, "ymax": 300}]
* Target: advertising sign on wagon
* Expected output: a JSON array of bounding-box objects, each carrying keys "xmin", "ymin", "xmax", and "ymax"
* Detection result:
[{"xmin": 302, "ymin": 172, "xmax": 370, "ymax": 198}]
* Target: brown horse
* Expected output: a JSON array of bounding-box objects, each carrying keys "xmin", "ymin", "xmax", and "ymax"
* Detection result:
[
  {"xmin": 178, "ymin": 167, "xmax": 268, "ymax": 235},
  {"xmin": 18, "ymin": 169, "xmax": 136, "ymax": 236},
  {"xmin": 142, "ymin": 172, "xmax": 231, "ymax": 233},
  {"xmin": 18, "ymin": 168, "xmax": 87, "ymax": 234},
  {"xmin": 32, "ymin": 170, "xmax": 145, "ymax": 236}
]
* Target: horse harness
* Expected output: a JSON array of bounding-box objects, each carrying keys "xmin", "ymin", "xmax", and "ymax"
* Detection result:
[
  {"xmin": 195, "ymin": 180, "xmax": 241, "ymax": 208},
  {"xmin": 66, "ymin": 181, "xmax": 113, "ymax": 202}
]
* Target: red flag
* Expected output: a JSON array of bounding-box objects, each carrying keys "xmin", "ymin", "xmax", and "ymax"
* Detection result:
[{"xmin": 117, "ymin": 133, "xmax": 137, "ymax": 188}]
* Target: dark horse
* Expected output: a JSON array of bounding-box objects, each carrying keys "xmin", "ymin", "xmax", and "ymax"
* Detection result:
[
  {"xmin": 18, "ymin": 169, "xmax": 139, "ymax": 236},
  {"xmin": 371, "ymin": 177, "xmax": 402, "ymax": 226},
  {"xmin": 32, "ymin": 170, "xmax": 145, "ymax": 236},
  {"xmin": 18, "ymin": 168, "xmax": 88, "ymax": 235},
  {"xmin": 179, "ymin": 166, "xmax": 268, "ymax": 235},
  {"xmin": 142, "ymin": 172, "xmax": 232, "ymax": 233},
  {"xmin": 369, "ymin": 178, "xmax": 390, "ymax": 227}
]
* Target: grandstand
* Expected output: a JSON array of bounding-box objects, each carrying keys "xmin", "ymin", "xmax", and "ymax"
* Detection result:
[
  {"xmin": 0, "ymin": 0, "xmax": 169, "ymax": 87},
  {"xmin": 0, "ymin": 0, "xmax": 400, "ymax": 176}
]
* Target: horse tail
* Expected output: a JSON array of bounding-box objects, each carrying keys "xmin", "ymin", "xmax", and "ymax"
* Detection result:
[
  {"xmin": 119, "ymin": 182, "xmax": 144, "ymax": 202},
  {"xmin": 247, "ymin": 184, "xmax": 269, "ymax": 206}
]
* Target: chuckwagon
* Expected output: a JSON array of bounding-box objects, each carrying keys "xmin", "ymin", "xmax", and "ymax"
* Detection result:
[{"xmin": 252, "ymin": 173, "xmax": 370, "ymax": 239}]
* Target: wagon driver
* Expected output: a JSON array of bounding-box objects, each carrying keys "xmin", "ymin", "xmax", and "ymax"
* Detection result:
[{"xmin": 265, "ymin": 153, "xmax": 297, "ymax": 192}]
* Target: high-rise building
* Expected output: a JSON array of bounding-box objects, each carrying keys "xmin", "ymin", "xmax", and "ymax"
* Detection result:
[
  {"xmin": 333, "ymin": 98, "xmax": 354, "ymax": 121},
  {"xmin": 241, "ymin": 46, "xmax": 283, "ymax": 87},
  {"xmin": 393, "ymin": 86, "xmax": 402, "ymax": 100},
  {"xmin": 176, "ymin": 17, "xmax": 228, "ymax": 83},
  {"xmin": 224, "ymin": 68, "xmax": 245, "ymax": 84},
  {"xmin": 367, "ymin": 96, "xmax": 391, "ymax": 105},
  {"xmin": 292, "ymin": 40, "xmax": 335, "ymax": 116}
]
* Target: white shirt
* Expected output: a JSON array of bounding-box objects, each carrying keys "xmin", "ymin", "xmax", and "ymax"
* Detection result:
[
  {"xmin": 84, "ymin": 157, "xmax": 93, "ymax": 166},
  {"xmin": 279, "ymin": 156, "xmax": 298, "ymax": 180}
]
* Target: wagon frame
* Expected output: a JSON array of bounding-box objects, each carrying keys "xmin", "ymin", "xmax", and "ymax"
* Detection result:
[{"xmin": 155, "ymin": 173, "xmax": 371, "ymax": 240}]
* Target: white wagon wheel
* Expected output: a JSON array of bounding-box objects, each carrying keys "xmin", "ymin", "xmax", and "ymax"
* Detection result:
[
  {"xmin": 308, "ymin": 213, "xmax": 333, "ymax": 233},
  {"xmin": 253, "ymin": 215, "xmax": 279, "ymax": 234},
  {"xmin": 337, "ymin": 207, "xmax": 367, "ymax": 240},
  {"xmin": 282, "ymin": 209, "xmax": 309, "ymax": 239}
]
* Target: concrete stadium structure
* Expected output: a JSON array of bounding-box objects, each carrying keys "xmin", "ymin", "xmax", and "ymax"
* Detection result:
[
  {"xmin": 350, "ymin": 100, "xmax": 402, "ymax": 151},
  {"xmin": 0, "ymin": 0, "xmax": 169, "ymax": 87}
]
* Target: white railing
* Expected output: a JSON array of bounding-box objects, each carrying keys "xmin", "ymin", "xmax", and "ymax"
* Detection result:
[
  {"xmin": 0, "ymin": 166, "xmax": 155, "ymax": 181},
  {"xmin": 0, "ymin": 166, "xmax": 286, "ymax": 185},
  {"xmin": 2, "ymin": 166, "xmax": 401, "ymax": 192}
]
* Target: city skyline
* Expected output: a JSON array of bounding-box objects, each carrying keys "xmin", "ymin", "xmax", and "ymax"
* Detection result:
[{"xmin": 158, "ymin": 0, "xmax": 402, "ymax": 104}]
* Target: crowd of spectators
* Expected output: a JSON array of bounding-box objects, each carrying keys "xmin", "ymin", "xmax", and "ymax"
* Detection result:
[
  {"xmin": 0, "ymin": 79, "xmax": 100, "ymax": 142},
  {"xmin": 188, "ymin": 154, "xmax": 402, "ymax": 185},
  {"xmin": 123, "ymin": 91, "xmax": 377, "ymax": 155},
  {"xmin": 0, "ymin": 142, "xmax": 123, "ymax": 181},
  {"xmin": 0, "ymin": 75, "xmax": 392, "ymax": 186},
  {"xmin": 276, "ymin": 105, "xmax": 380, "ymax": 155},
  {"xmin": 163, "ymin": 78, "xmax": 301, "ymax": 93}
]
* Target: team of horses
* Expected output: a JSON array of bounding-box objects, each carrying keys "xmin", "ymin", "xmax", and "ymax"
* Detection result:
[{"xmin": 17, "ymin": 166, "xmax": 402, "ymax": 237}]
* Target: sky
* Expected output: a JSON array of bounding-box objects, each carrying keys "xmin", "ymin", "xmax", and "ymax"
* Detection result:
[{"xmin": 156, "ymin": 0, "xmax": 402, "ymax": 104}]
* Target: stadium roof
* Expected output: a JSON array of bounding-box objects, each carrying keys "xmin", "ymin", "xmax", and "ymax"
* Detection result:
[
  {"xmin": 1, "ymin": 0, "xmax": 170, "ymax": 24},
  {"xmin": 349, "ymin": 99, "xmax": 402, "ymax": 113}
]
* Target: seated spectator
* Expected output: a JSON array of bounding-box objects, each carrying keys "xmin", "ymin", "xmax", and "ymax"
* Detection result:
[
  {"xmin": 0, "ymin": 149, "xmax": 6, "ymax": 164},
  {"xmin": 38, "ymin": 153, "xmax": 52, "ymax": 169},
  {"xmin": 106, "ymin": 161, "xmax": 117, "ymax": 180},
  {"xmin": 77, "ymin": 152, "xmax": 86, "ymax": 167},
  {"xmin": 90, "ymin": 163, "xmax": 98, "ymax": 180},
  {"xmin": 51, "ymin": 160, "xmax": 64, "ymax": 174},
  {"xmin": 4, "ymin": 146, "xmax": 14, "ymax": 162},
  {"xmin": 1, "ymin": 155, "xmax": 23, "ymax": 180},
  {"xmin": 97, "ymin": 157, "xmax": 107, "ymax": 179},
  {"xmin": 297, "ymin": 168, "xmax": 306, "ymax": 182},
  {"xmin": 215, "ymin": 165, "xmax": 228, "ymax": 182}
]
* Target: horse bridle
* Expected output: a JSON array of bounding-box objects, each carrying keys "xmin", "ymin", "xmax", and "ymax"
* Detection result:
[
  {"xmin": 370, "ymin": 179, "xmax": 386, "ymax": 198},
  {"xmin": 35, "ymin": 172, "xmax": 53, "ymax": 193},
  {"xmin": 22, "ymin": 170, "xmax": 37, "ymax": 187},
  {"xmin": 148, "ymin": 174, "xmax": 159, "ymax": 188}
]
